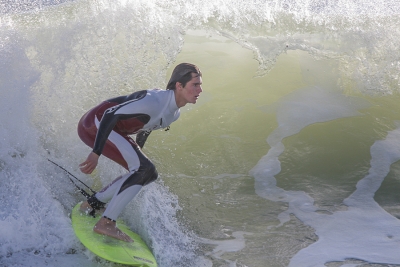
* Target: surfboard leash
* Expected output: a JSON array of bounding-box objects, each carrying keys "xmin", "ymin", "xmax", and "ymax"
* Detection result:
[{"xmin": 47, "ymin": 159, "xmax": 97, "ymax": 199}]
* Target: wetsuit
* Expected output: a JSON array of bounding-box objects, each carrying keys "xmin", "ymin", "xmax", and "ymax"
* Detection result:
[{"xmin": 77, "ymin": 89, "xmax": 180, "ymax": 220}]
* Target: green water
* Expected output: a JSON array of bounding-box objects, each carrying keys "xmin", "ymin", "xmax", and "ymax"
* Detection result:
[{"xmin": 142, "ymin": 30, "xmax": 400, "ymax": 266}]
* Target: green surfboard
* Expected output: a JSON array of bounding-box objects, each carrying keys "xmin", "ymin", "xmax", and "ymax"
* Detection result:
[{"xmin": 71, "ymin": 203, "xmax": 157, "ymax": 266}]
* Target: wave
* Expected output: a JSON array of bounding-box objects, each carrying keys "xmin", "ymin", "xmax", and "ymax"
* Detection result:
[{"xmin": 2, "ymin": 0, "xmax": 400, "ymax": 266}]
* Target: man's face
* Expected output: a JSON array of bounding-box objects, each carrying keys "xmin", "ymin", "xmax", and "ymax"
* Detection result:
[{"xmin": 180, "ymin": 73, "xmax": 203, "ymax": 104}]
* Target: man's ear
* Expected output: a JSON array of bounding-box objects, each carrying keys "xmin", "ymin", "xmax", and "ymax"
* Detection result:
[{"xmin": 175, "ymin": 81, "xmax": 183, "ymax": 90}]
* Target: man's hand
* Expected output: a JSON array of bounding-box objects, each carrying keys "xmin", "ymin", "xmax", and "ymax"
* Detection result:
[{"xmin": 79, "ymin": 152, "xmax": 99, "ymax": 174}]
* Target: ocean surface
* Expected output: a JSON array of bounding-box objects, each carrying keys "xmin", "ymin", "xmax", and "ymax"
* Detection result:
[{"xmin": 1, "ymin": 0, "xmax": 400, "ymax": 266}]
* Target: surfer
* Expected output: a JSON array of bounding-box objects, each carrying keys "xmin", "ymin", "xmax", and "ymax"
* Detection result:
[{"xmin": 77, "ymin": 63, "xmax": 202, "ymax": 242}]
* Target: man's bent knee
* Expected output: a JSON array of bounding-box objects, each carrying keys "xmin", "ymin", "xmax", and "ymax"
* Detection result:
[{"xmin": 142, "ymin": 160, "xmax": 158, "ymax": 186}]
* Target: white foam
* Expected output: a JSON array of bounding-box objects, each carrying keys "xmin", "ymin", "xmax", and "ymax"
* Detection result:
[
  {"xmin": 200, "ymin": 231, "xmax": 252, "ymax": 267},
  {"xmin": 124, "ymin": 181, "xmax": 208, "ymax": 266},
  {"xmin": 289, "ymin": 128, "xmax": 400, "ymax": 266},
  {"xmin": 251, "ymin": 86, "xmax": 400, "ymax": 266}
]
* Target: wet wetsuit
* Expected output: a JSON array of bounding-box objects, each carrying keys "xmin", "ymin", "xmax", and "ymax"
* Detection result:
[{"xmin": 77, "ymin": 89, "xmax": 180, "ymax": 220}]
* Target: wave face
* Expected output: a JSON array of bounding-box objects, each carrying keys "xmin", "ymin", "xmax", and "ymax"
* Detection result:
[{"xmin": 2, "ymin": 1, "xmax": 400, "ymax": 266}]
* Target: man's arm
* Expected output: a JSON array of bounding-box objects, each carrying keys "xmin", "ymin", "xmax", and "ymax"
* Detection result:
[
  {"xmin": 92, "ymin": 110, "xmax": 121, "ymax": 156},
  {"xmin": 136, "ymin": 130, "xmax": 152, "ymax": 149}
]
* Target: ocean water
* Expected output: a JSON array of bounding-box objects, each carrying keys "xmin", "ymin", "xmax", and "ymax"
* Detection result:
[{"xmin": 1, "ymin": 1, "xmax": 400, "ymax": 266}]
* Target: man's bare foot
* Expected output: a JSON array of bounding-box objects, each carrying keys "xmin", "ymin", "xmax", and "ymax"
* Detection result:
[
  {"xmin": 79, "ymin": 201, "xmax": 92, "ymax": 214},
  {"xmin": 79, "ymin": 201, "xmax": 105, "ymax": 216},
  {"xmin": 93, "ymin": 217, "xmax": 133, "ymax": 243}
]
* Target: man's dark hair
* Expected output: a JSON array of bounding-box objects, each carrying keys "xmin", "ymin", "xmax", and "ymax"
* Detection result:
[{"xmin": 166, "ymin": 63, "xmax": 202, "ymax": 90}]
